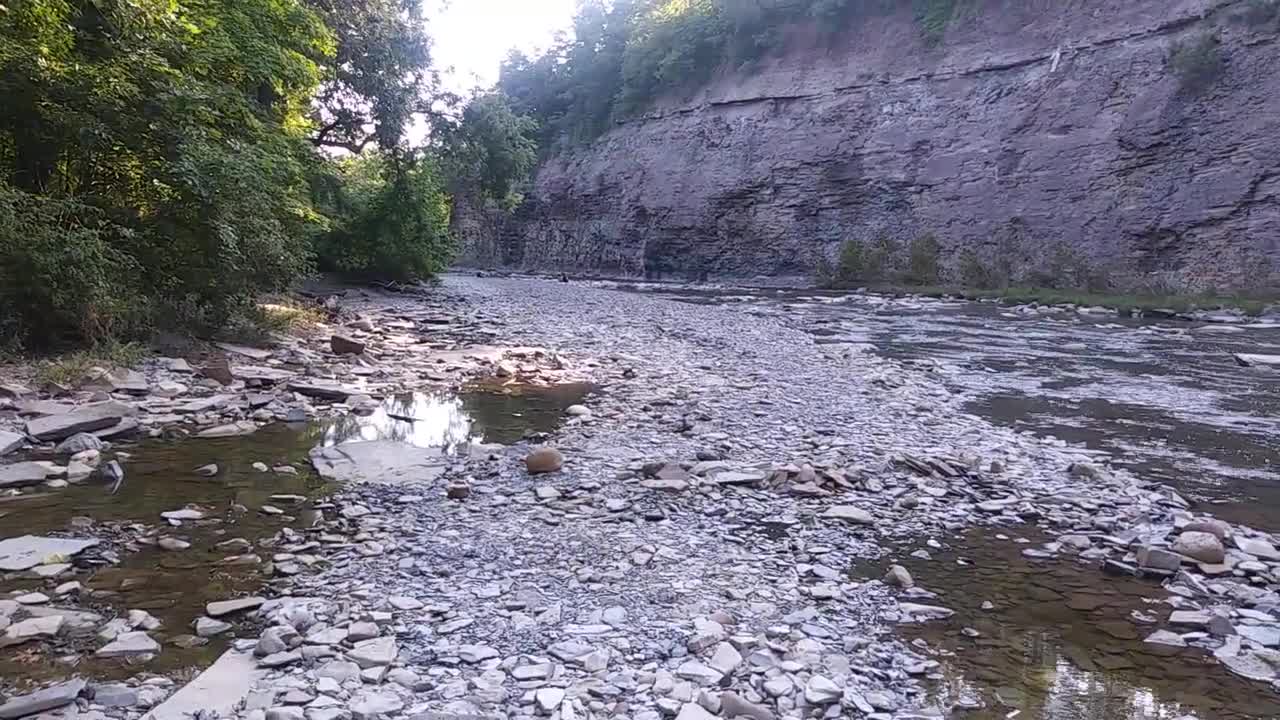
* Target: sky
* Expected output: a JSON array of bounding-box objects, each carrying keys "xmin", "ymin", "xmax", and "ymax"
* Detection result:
[{"xmin": 429, "ymin": 0, "xmax": 578, "ymax": 94}]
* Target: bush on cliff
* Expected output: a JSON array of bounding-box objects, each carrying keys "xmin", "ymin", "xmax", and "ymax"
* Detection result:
[{"xmin": 1170, "ymin": 33, "xmax": 1224, "ymax": 94}]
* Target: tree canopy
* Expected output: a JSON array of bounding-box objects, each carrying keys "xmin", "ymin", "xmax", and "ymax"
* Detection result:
[{"xmin": 0, "ymin": 0, "xmax": 538, "ymax": 349}]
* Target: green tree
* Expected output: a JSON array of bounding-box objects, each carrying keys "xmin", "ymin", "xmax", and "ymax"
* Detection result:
[{"xmin": 443, "ymin": 94, "xmax": 539, "ymax": 208}]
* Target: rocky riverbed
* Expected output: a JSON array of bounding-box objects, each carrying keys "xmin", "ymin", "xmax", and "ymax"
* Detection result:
[{"xmin": 3, "ymin": 275, "xmax": 1280, "ymax": 720}]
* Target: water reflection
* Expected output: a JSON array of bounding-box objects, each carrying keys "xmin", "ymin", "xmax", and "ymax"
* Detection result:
[
  {"xmin": 860, "ymin": 529, "xmax": 1280, "ymax": 720},
  {"xmin": 311, "ymin": 383, "xmax": 595, "ymax": 449}
]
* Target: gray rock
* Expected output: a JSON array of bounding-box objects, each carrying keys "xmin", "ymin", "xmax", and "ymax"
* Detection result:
[
  {"xmin": 195, "ymin": 617, "xmax": 233, "ymax": 638},
  {"xmin": 709, "ymin": 641, "xmax": 743, "ymax": 675},
  {"xmin": 316, "ymin": 660, "xmax": 362, "ymax": 682},
  {"xmin": 347, "ymin": 637, "xmax": 397, "ymax": 668},
  {"xmin": 0, "ymin": 679, "xmax": 86, "ymax": 719},
  {"xmin": 675, "ymin": 660, "xmax": 722, "ymax": 685},
  {"xmin": 330, "ymin": 335, "xmax": 366, "ymax": 355},
  {"xmin": 266, "ymin": 708, "xmax": 305, "ymax": 720},
  {"xmin": 96, "ymin": 631, "xmax": 160, "ymax": 657},
  {"xmin": 349, "ymin": 692, "xmax": 402, "ymax": 720},
  {"xmin": 821, "ymin": 505, "xmax": 873, "ymax": 524},
  {"xmin": 803, "ymin": 675, "xmax": 842, "ymax": 704},
  {"xmin": 258, "ymin": 650, "xmax": 302, "ymax": 668},
  {"xmin": 525, "ymin": 447, "xmax": 564, "ymax": 474},
  {"xmin": 720, "ymin": 692, "xmax": 775, "ymax": 720},
  {"xmin": 92, "ymin": 683, "xmax": 139, "ymax": 708},
  {"xmin": 26, "ymin": 401, "xmax": 132, "ymax": 441},
  {"xmin": 346, "ymin": 621, "xmax": 378, "ymax": 642},
  {"xmin": 0, "ymin": 462, "xmax": 52, "ymax": 488},
  {"xmin": 458, "ymin": 644, "xmax": 498, "ymax": 663},
  {"xmin": 884, "ymin": 564, "xmax": 914, "ymax": 588},
  {"xmin": 1237, "ymin": 624, "xmax": 1280, "ymax": 647},
  {"xmin": 255, "ymin": 627, "xmax": 292, "ymax": 657},
  {"xmin": 674, "ymin": 703, "xmax": 717, "ymax": 720},
  {"xmin": 0, "ymin": 535, "xmax": 99, "ymax": 571},
  {"xmin": 1172, "ymin": 531, "xmax": 1225, "ymax": 564},
  {"xmin": 1236, "ymin": 537, "xmax": 1280, "ymax": 561},
  {"xmin": 1136, "ymin": 546, "xmax": 1182, "ymax": 572},
  {"xmin": 206, "ymin": 597, "xmax": 265, "ymax": 617},
  {"xmin": 55, "ymin": 432, "xmax": 103, "ymax": 455},
  {"xmin": 535, "ymin": 688, "xmax": 565, "ymax": 713},
  {"xmin": 0, "ymin": 431, "xmax": 24, "ymax": 457}
]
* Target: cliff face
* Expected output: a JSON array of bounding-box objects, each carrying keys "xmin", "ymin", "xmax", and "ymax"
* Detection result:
[{"xmin": 458, "ymin": 0, "xmax": 1280, "ymax": 290}]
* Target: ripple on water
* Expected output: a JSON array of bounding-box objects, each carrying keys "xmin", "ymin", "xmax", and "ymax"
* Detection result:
[{"xmin": 857, "ymin": 528, "xmax": 1280, "ymax": 720}]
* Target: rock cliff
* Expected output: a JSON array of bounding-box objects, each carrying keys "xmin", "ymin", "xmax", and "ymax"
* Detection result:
[{"xmin": 456, "ymin": 0, "xmax": 1280, "ymax": 290}]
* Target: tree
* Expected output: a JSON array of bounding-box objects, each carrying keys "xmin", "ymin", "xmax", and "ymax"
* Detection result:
[{"xmin": 443, "ymin": 94, "xmax": 539, "ymax": 208}]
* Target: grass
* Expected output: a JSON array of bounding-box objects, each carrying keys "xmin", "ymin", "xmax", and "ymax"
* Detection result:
[
  {"xmin": 217, "ymin": 299, "xmax": 328, "ymax": 345},
  {"xmin": 34, "ymin": 341, "xmax": 149, "ymax": 388},
  {"xmin": 858, "ymin": 285, "xmax": 1277, "ymax": 316}
]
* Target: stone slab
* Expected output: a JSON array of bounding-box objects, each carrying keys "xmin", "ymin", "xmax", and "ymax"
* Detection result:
[
  {"xmin": 0, "ymin": 536, "xmax": 99, "ymax": 571},
  {"xmin": 0, "ymin": 679, "xmax": 86, "ymax": 719},
  {"xmin": 309, "ymin": 441, "xmax": 447, "ymax": 484},
  {"xmin": 0, "ymin": 431, "xmax": 23, "ymax": 457},
  {"xmin": 143, "ymin": 650, "xmax": 266, "ymax": 720},
  {"xmin": 0, "ymin": 462, "xmax": 51, "ymax": 489},
  {"xmin": 25, "ymin": 401, "xmax": 134, "ymax": 441}
]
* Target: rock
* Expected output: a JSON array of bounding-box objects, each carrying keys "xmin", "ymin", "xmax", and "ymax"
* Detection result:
[
  {"xmin": 55, "ymin": 432, "xmax": 103, "ymax": 455},
  {"xmin": 206, "ymin": 597, "xmax": 265, "ymax": 617},
  {"xmin": 258, "ymin": 650, "xmax": 302, "ymax": 668},
  {"xmin": 674, "ymin": 704, "xmax": 717, "ymax": 720},
  {"xmin": 1144, "ymin": 630, "xmax": 1187, "ymax": 647},
  {"xmin": 899, "ymin": 603, "xmax": 955, "ymax": 620},
  {"xmin": 197, "ymin": 421, "xmax": 258, "ymax": 438},
  {"xmin": 720, "ymin": 692, "xmax": 775, "ymax": 720},
  {"xmin": 0, "ymin": 536, "xmax": 99, "ymax": 571},
  {"xmin": 1173, "ymin": 531, "xmax": 1225, "ymax": 564},
  {"xmin": 158, "ymin": 537, "xmax": 191, "ymax": 551},
  {"xmin": 0, "ymin": 679, "xmax": 86, "ymax": 719},
  {"xmin": 161, "ymin": 508, "xmax": 205, "ymax": 521},
  {"xmin": 566, "ymin": 404, "xmax": 591, "ymax": 417},
  {"xmin": 1237, "ymin": 625, "xmax": 1280, "ymax": 647},
  {"xmin": 349, "ymin": 692, "xmax": 402, "ymax": 720},
  {"xmin": 128, "ymin": 609, "xmax": 162, "ymax": 630},
  {"xmin": 1236, "ymin": 536, "xmax": 1280, "ymax": 561},
  {"xmin": 0, "ymin": 462, "xmax": 52, "ymax": 488},
  {"xmin": 0, "ymin": 616, "xmax": 63, "ymax": 647},
  {"xmin": 347, "ymin": 621, "xmax": 379, "ymax": 642},
  {"xmin": 458, "ymin": 644, "xmax": 498, "ymax": 663},
  {"xmin": 535, "ymin": 688, "xmax": 565, "ymax": 713},
  {"xmin": 266, "ymin": 708, "xmax": 305, "ymax": 720},
  {"xmin": 1235, "ymin": 353, "xmax": 1280, "ymax": 368},
  {"xmin": 348, "ymin": 636, "xmax": 397, "ymax": 668},
  {"xmin": 0, "ymin": 431, "xmax": 24, "ymax": 457},
  {"xmin": 675, "ymin": 660, "xmax": 723, "ymax": 685},
  {"xmin": 330, "ymin": 335, "xmax": 366, "ymax": 355},
  {"xmin": 93, "ymin": 683, "xmax": 139, "ymax": 708},
  {"xmin": 387, "ymin": 596, "xmax": 423, "ymax": 611},
  {"xmin": 821, "ymin": 505, "xmax": 873, "ymax": 524},
  {"xmin": 1184, "ymin": 519, "xmax": 1231, "ymax": 540},
  {"xmin": 194, "ymin": 463, "xmax": 219, "ymax": 477},
  {"xmin": 255, "ymin": 627, "xmax": 293, "ymax": 656},
  {"xmin": 525, "ymin": 447, "xmax": 564, "ymax": 474},
  {"xmin": 317, "ymin": 660, "xmax": 363, "ymax": 682},
  {"xmin": 97, "ymin": 631, "xmax": 160, "ymax": 657},
  {"xmin": 803, "ymin": 675, "xmax": 842, "ymax": 704},
  {"xmin": 446, "ymin": 482, "xmax": 471, "ymax": 499},
  {"xmin": 709, "ymin": 641, "xmax": 743, "ymax": 675},
  {"xmin": 15, "ymin": 593, "xmax": 49, "ymax": 605},
  {"xmin": 884, "ymin": 564, "xmax": 914, "ymax": 588},
  {"xmin": 1168, "ymin": 611, "xmax": 1210, "ymax": 628},
  {"xmin": 26, "ymin": 401, "xmax": 132, "ymax": 441},
  {"xmin": 195, "ymin": 617, "xmax": 233, "ymax": 638},
  {"xmin": 310, "ymin": 441, "xmax": 447, "ymax": 484},
  {"xmin": 1136, "ymin": 546, "xmax": 1182, "ymax": 572}
]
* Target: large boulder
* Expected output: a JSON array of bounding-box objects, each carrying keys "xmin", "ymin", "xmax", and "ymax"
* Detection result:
[
  {"xmin": 525, "ymin": 447, "xmax": 564, "ymax": 474},
  {"xmin": 1173, "ymin": 531, "xmax": 1226, "ymax": 564},
  {"xmin": 330, "ymin": 335, "xmax": 366, "ymax": 355}
]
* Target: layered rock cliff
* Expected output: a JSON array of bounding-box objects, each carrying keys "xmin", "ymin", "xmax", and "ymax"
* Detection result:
[{"xmin": 457, "ymin": 0, "xmax": 1280, "ymax": 290}]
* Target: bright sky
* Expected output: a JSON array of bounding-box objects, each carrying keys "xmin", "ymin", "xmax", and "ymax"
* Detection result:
[{"xmin": 429, "ymin": 0, "xmax": 578, "ymax": 94}]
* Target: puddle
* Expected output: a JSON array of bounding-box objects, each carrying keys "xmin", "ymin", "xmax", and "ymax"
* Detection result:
[
  {"xmin": 0, "ymin": 382, "xmax": 592, "ymax": 688},
  {"xmin": 312, "ymin": 382, "xmax": 595, "ymax": 449},
  {"xmin": 858, "ymin": 529, "xmax": 1280, "ymax": 720}
]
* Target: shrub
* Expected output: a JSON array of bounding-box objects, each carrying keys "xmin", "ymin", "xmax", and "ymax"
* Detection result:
[
  {"xmin": 958, "ymin": 249, "xmax": 1002, "ymax": 290},
  {"xmin": 913, "ymin": 0, "xmax": 956, "ymax": 45},
  {"xmin": 1239, "ymin": 0, "xmax": 1280, "ymax": 28},
  {"xmin": 904, "ymin": 233, "xmax": 942, "ymax": 285},
  {"xmin": 0, "ymin": 186, "xmax": 149, "ymax": 349},
  {"xmin": 314, "ymin": 153, "xmax": 454, "ymax": 283},
  {"xmin": 1169, "ymin": 33, "xmax": 1224, "ymax": 93},
  {"xmin": 838, "ymin": 239, "xmax": 870, "ymax": 282}
]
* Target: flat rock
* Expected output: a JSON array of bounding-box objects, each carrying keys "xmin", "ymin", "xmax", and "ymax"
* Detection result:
[
  {"xmin": 0, "ymin": 462, "xmax": 53, "ymax": 488},
  {"xmin": 330, "ymin": 335, "xmax": 366, "ymax": 355},
  {"xmin": 287, "ymin": 381, "xmax": 359, "ymax": 401},
  {"xmin": 1236, "ymin": 537, "xmax": 1280, "ymax": 561},
  {"xmin": 26, "ymin": 401, "xmax": 133, "ymax": 441},
  {"xmin": 195, "ymin": 617, "xmax": 233, "ymax": 638},
  {"xmin": 803, "ymin": 675, "xmax": 842, "ymax": 705},
  {"xmin": 822, "ymin": 505, "xmax": 873, "ymax": 524},
  {"xmin": 93, "ymin": 683, "xmax": 139, "ymax": 708},
  {"xmin": 0, "ymin": 536, "xmax": 99, "ymax": 571},
  {"xmin": 1235, "ymin": 353, "xmax": 1280, "ymax": 367},
  {"xmin": 197, "ymin": 421, "xmax": 258, "ymax": 438},
  {"xmin": 0, "ymin": 679, "xmax": 86, "ymax": 719},
  {"xmin": 97, "ymin": 631, "xmax": 160, "ymax": 657},
  {"xmin": 349, "ymin": 692, "xmax": 402, "ymax": 720},
  {"xmin": 0, "ymin": 616, "xmax": 63, "ymax": 647},
  {"xmin": 0, "ymin": 431, "xmax": 23, "ymax": 457},
  {"xmin": 310, "ymin": 441, "xmax": 446, "ymax": 484},
  {"xmin": 216, "ymin": 343, "xmax": 273, "ymax": 360},
  {"xmin": 674, "ymin": 703, "xmax": 717, "ymax": 720},
  {"xmin": 206, "ymin": 597, "xmax": 265, "ymax": 617},
  {"xmin": 347, "ymin": 636, "xmax": 397, "ymax": 668},
  {"xmin": 142, "ymin": 650, "xmax": 265, "ymax": 720}
]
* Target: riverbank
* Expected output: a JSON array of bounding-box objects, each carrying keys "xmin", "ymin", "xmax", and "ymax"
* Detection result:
[{"xmin": 3, "ymin": 275, "xmax": 1280, "ymax": 720}]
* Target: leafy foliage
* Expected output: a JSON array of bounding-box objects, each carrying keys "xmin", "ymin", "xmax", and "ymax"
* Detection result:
[
  {"xmin": 500, "ymin": 0, "xmax": 954, "ymax": 149},
  {"xmin": 904, "ymin": 233, "xmax": 941, "ymax": 285},
  {"xmin": 442, "ymin": 94, "xmax": 540, "ymax": 209},
  {"xmin": 0, "ymin": 0, "xmax": 477, "ymax": 349},
  {"xmin": 313, "ymin": 154, "xmax": 453, "ymax": 282}
]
